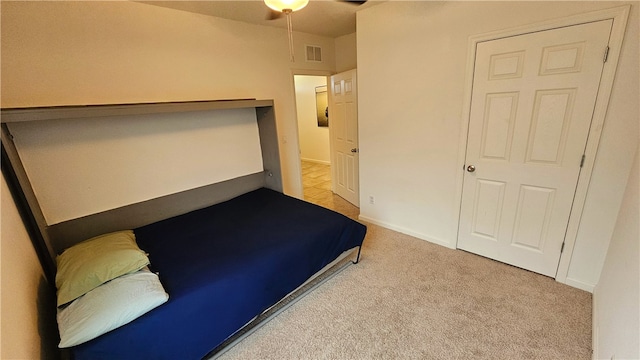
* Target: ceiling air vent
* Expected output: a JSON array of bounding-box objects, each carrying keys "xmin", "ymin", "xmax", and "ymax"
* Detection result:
[{"xmin": 305, "ymin": 45, "xmax": 322, "ymax": 62}]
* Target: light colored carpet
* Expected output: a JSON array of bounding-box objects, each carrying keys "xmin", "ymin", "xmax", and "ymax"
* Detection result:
[
  {"xmin": 217, "ymin": 217, "xmax": 592, "ymax": 359},
  {"xmin": 217, "ymin": 163, "xmax": 592, "ymax": 359}
]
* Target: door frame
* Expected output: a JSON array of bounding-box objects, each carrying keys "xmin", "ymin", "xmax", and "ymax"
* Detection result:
[
  {"xmin": 453, "ymin": 5, "xmax": 630, "ymax": 285},
  {"xmin": 290, "ymin": 69, "xmax": 333, "ymax": 199}
]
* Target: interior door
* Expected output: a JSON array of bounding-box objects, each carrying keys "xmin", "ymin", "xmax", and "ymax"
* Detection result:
[
  {"xmin": 458, "ymin": 20, "xmax": 612, "ymax": 277},
  {"xmin": 330, "ymin": 69, "xmax": 360, "ymax": 206}
]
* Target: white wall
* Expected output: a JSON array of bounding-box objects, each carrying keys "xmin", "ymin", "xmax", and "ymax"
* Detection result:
[
  {"xmin": 593, "ymin": 144, "xmax": 639, "ymax": 360},
  {"xmin": 1, "ymin": 1, "xmax": 338, "ymax": 201},
  {"xmin": 335, "ymin": 32, "xmax": 357, "ymax": 73},
  {"xmin": 295, "ymin": 76, "xmax": 330, "ymax": 164},
  {"xmin": 8, "ymin": 109, "xmax": 263, "ymax": 224},
  {"xmin": 357, "ymin": 1, "xmax": 639, "ymax": 290}
]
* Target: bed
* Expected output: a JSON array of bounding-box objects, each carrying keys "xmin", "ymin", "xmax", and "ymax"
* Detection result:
[{"xmin": 0, "ymin": 99, "xmax": 367, "ymax": 359}]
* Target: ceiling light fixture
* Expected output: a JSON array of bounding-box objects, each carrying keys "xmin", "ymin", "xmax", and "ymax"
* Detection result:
[{"xmin": 264, "ymin": 0, "xmax": 309, "ymax": 62}]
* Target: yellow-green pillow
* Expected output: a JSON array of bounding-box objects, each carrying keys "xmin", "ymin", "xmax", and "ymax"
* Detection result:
[{"xmin": 55, "ymin": 230, "xmax": 149, "ymax": 307}]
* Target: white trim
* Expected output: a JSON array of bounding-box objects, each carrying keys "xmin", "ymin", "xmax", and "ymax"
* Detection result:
[
  {"xmin": 453, "ymin": 5, "xmax": 631, "ymax": 287},
  {"xmin": 555, "ymin": 5, "xmax": 630, "ymax": 283},
  {"xmin": 592, "ymin": 286, "xmax": 599, "ymax": 359},
  {"xmin": 291, "ymin": 69, "xmax": 333, "ymax": 200},
  {"xmin": 359, "ymin": 215, "xmax": 455, "ymax": 249},
  {"xmin": 300, "ymin": 157, "xmax": 330, "ymax": 165},
  {"xmin": 564, "ymin": 277, "xmax": 596, "ymax": 293}
]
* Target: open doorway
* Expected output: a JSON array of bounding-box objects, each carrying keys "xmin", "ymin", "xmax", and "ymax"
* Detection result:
[
  {"xmin": 294, "ymin": 74, "xmax": 360, "ymax": 219},
  {"xmin": 294, "ymin": 75, "xmax": 332, "ymax": 199}
]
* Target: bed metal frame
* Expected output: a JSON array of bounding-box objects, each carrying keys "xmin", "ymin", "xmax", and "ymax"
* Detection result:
[{"xmin": 206, "ymin": 247, "xmax": 361, "ymax": 359}]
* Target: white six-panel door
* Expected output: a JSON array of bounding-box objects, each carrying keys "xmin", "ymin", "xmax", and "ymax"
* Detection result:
[
  {"xmin": 458, "ymin": 20, "xmax": 612, "ymax": 277},
  {"xmin": 330, "ymin": 69, "xmax": 360, "ymax": 206}
]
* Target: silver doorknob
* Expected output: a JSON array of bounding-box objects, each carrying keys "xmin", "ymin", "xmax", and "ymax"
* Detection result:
[
  {"xmin": 351, "ymin": 148, "xmax": 358, "ymax": 153},
  {"xmin": 466, "ymin": 165, "xmax": 476, "ymax": 172}
]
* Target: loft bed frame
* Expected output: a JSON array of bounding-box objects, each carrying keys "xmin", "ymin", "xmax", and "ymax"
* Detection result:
[
  {"xmin": 1, "ymin": 99, "xmax": 281, "ymax": 285},
  {"xmin": 2, "ymin": 99, "xmax": 364, "ymax": 358}
]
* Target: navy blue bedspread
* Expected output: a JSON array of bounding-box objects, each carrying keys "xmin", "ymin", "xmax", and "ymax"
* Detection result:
[{"xmin": 71, "ymin": 188, "xmax": 366, "ymax": 359}]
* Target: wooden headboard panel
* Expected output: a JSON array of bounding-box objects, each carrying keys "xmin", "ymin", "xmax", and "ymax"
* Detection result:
[{"xmin": 1, "ymin": 100, "xmax": 281, "ymax": 283}]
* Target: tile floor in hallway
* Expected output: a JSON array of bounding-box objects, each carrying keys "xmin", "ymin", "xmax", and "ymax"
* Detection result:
[{"xmin": 301, "ymin": 160, "xmax": 360, "ymax": 220}]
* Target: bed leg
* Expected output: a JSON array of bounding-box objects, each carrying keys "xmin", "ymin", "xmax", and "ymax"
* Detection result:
[{"xmin": 352, "ymin": 246, "xmax": 362, "ymax": 264}]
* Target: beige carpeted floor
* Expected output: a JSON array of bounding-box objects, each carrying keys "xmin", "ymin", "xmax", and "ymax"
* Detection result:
[{"xmin": 217, "ymin": 161, "xmax": 592, "ymax": 359}]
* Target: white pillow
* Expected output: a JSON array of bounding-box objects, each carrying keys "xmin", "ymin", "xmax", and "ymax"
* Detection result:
[
  {"xmin": 55, "ymin": 230, "xmax": 150, "ymax": 306},
  {"xmin": 57, "ymin": 268, "xmax": 169, "ymax": 348}
]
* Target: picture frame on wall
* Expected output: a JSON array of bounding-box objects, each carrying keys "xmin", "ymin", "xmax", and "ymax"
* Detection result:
[{"xmin": 315, "ymin": 85, "xmax": 328, "ymax": 127}]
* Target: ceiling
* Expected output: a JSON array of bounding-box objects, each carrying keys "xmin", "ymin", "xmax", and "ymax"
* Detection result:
[{"xmin": 138, "ymin": 1, "xmax": 380, "ymax": 38}]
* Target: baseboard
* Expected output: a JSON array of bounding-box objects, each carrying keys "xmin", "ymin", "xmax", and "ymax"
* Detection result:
[
  {"xmin": 300, "ymin": 158, "xmax": 330, "ymax": 165},
  {"xmin": 592, "ymin": 286, "xmax": 598, "ymax": 360},
  {"xmin": 564, "ymin": 277, "xmax": 596, "ymax": 293},
  {"xmin": 358, "ymin": 215, "xmax": 455, "ymax": 249}
]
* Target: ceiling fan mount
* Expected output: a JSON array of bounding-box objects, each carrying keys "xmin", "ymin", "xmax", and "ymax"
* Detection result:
[
  {"xmin": 265, "ymin": 0, "xmax": 367, "ymax": 21},
  {"xmin": 263, "ymin": 0, "xmax": 366, "ymax": 62}
]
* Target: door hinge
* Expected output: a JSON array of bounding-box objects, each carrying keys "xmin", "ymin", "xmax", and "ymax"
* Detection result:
[
  {"xmin": 560, "ymin": 242, "xmax": 565, "ymax": 253},
  {"xmin": 603, "ymin": 46, "xmax": 610, "ymax": 63},
  {"xmin": 580, "ymin": 154, "xmax": 586, "ymax": 168}
]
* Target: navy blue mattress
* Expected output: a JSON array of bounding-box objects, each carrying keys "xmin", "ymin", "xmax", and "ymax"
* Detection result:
[{"xmin": 70, "ymin": 188, "xmax": 366, "ymax": 359}]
